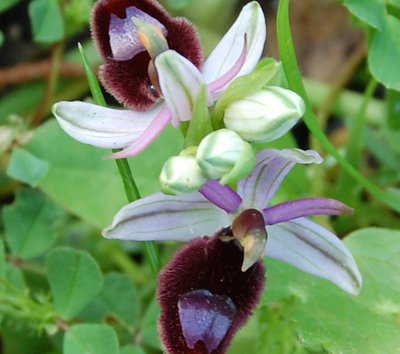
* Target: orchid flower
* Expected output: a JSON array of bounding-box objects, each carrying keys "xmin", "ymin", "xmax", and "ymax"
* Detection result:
[
  {"xmin": 52, "ymin": 0, "xmax": 266, "ymax": 158},
  {"xmin": 103, "ymin": 148, "xmax": 362, "ymax": 295}
]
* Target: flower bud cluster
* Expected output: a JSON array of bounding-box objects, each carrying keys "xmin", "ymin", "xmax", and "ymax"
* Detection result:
[{"xmin": 160, "ymin": 129, "xmax": 256, "ymax": 195}]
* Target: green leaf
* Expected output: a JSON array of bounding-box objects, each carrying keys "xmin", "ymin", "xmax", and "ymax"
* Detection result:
[
  {"xmin": 262, "ymin": 228, "xmax": 400, "ymax": 353},
  {"xmin": 387, "ymin": 0, "xmax": 400, "ymax": 7},
  {"xmin": 141, "ymin": 300, "xmax": 161, "ymax": 350},
  {"xmin": 185, "ymin": 84, "xmax": 213, "ymax": 147},
  {"xmin": 28, "ymin": 0, "xmax": 65, "ymax": 43},
  {"xmin": 25, "ymin": 120, "xmax": 182, "ymax": 228},
  {"xmin": 387, "ymin": 90, "xmax": 400, "ymax": 130},
  {"xmin": 78, "ymin": 43, "xmax": 106, "ymax": 106},
  {"xmin": 64, "ymin": 0, "xmax": 93, "ymax": 35},
  {"xmin": 0, "ymin": 0, "xmax": 22, "ymax": 13},
  {"xmin": 46, "ymin": 247, "xmax": 103, "ymax": 320},
  {"xmin": 2, "ymin": 188, "xmax": 65, "ymax": 259},
  {"xmin": 4, "ymin": 263, "xmax": 27, "ymax": 292},
  {"xmin": 25, "ymin": 120, "xmax": 126, "ymax": 228},
  {"xmin": 7, "ymin": 148, "xmax": 49, "ymax": 187},
  {"xmin": 120, "ymin": 345, "xmax": 146, "ymax": 354},
  {"xmin": 0, "ymin": 240, "xmax": 5, "ymax": 278},
  {"xmin": 64, "ymin": 324, "xmax": 119, "ymax": 354},
  {"xmin": 0, "ymin": 83, "xmax": 45, "ymax": 122},
  {"xmin": 212, "ymin": 58, "xmax": 282, "ymax": 126},
  {"xmin": 0, "ymin": 30, "xmax": 4, "ymax": 47},
  {"xmin": 344, "ymin": 0, "xmax": 386, "ymax": 29},
  {"xmin": 99, "ymin": 273, "xmax": 140, "ymax": 328},
  {"xmin": 369, "ymin": 15, "xmax": 400, "ymax": 91}
]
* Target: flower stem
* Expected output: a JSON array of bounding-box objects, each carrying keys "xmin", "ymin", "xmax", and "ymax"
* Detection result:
[
  {"xmin": 78, "ymin": 43, "xmax": 161, "ymax": 275},
  {"xmin": 276, "ymin": 0, "xmax": 400, "ymax": 212}
]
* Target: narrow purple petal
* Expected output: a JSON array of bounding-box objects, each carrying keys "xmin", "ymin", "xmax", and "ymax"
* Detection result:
[
  {"xmin": 109, "ymin": 6, "xmax": 167, "ymax": 61},
  {"xmin": 263, "ymin": 198, "xmax": 354, "ymax": 225},
  {"xmin": 200, "ymin": 180, "xmax": 242, "ymax": 213},
  {"xmin": 106, "ymin": 106, "xmax": 171, "ymax": 158},
  {"xmin": 102, "ymin": 192, "xmax": 230, "ymax": 241},
  {"xmin": 208, "ymin": 36, "xmax": 247, "ymax": 96},
  {"xmin": 238, "ymin": 149, "xmax": 322, "ymax": 210},
  {"xmin": 266, "ymin": 218, "xmax": 362, "ymax": 295}
]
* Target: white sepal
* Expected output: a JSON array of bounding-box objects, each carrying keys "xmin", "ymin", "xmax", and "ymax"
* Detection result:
[
  {"xmin": 266, "ymin": 218, "xmax": 362, "ymax": 295},
  {"xmin": 103, "ymin": 192, "xmax": 230, "ymax": 241},
  {"xmin": 202, "ymin": 1, "xmax": 266, "ymax": 87},
  {"xmin": 52, "ymin": 101, "xmax": 160, "ymax": 149}
]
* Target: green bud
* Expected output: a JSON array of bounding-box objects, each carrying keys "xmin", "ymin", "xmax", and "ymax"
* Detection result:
[
  {"xmin": 159, "ymin": 153, "xmax": 207, "ymax": 195},
  {"xmin": 224, "ymin": 86, "xmax": 305, "ymax": 142},
  {"xmin": 196, "ymin": 129, "xmax": 256, "ymax": 185}
]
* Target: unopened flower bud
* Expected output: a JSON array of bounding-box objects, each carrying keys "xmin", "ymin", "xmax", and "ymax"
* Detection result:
[
  {"xmin": 160, "ymin": 152, "xmax": 206, "ymax": 195},
  {"xmin": 196, "ymin": 129, "xmax": 256, "ymax": 185},
  {"xmin": 223, "ymin": 86, "xmax": 306, "ymax": 142}
]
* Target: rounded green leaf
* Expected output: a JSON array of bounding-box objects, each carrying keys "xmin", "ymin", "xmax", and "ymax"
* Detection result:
[
  {"xmin": 369, "ymin": 15, "xmax": 400, "ymax": 91},
  {"xmin": 28, "ymin": 0, "xmax": 65, "ymax": 43},
  {"xmin": 262, "ymin": 228, "xmax": 400, "ymax": 353},
  {"xmin": 141, "ymin": 300, "xmax": 161, "ymax": 350},
  {"xmin": 100, "ymin": 273, "xmax": 140, "ymax": 328},
  {"xmin": 3, "ymin": 188, "xmax": 64, "ymax": 259},
  {"xmin": 7, "ymin": 148, "xmax": 49, "ymax": 187},
  {"xmin": 344, "ymin": 0, "xmax": 386, "ymax": 29},
  {"xmin": 64, "ymin": 324, "xmax": 119, "ymax": 354},
  {"xmin": 46, "ymin": 247, "xmax": 103, "ymax": 320}
]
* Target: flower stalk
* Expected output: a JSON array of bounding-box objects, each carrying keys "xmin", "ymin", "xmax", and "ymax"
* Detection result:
[{"xmin": 78, "ymin": 43, "xmax": 161, "ymax": 275}]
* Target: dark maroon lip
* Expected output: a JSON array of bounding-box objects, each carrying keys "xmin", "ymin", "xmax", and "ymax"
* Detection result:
[
  {"xmin": 157, "ymin": 233, "xmax": 266, "ymax": 354},
  {"xmin": 91, "ymin": 0, "xmax": 204, "ymax": 111}
]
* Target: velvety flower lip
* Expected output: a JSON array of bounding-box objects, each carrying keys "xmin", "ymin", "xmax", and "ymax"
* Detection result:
[
  {"xmin": 92, "ymin": 0, "xmax": 204, "ymax": 111},
  {"xmin": 53, "ymin": 1, "xmax": 266, "ymax": 158},
  {"xmin": 158, "ymin": 233, "xmax": 265, "ymax": 354},
  {"xmin": 104, "ymin": 148, "xmax": 362, "ymax": 295}
]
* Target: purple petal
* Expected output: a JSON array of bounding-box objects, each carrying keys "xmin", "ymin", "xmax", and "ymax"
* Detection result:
[
  {"xmin": 266, "ymin": 218, "xmax": 362, "ymax": 295},
  {"xmin": 208, "ymin": 36, "xmax": 247, "ymax": 96},
  {"xmin": 109, "ymin": 6, "xmax": 167, "ymax": 61},
  {"xmin": 200, "ymin": 180, "xmax": 242, "ymax": 213},
  {"xmin": 102, "ymin": 192, "xmax": 230, "ymax": 241},
  {"xmin": 106, "ymin": 106, "xmax": 171, "ymax": 159},
  {"xmin": 238, "ymin": 148, "xmax": 323, "ymax": 210},
  {"xmin": 178, "ymin": 289, "xmax": 237, "ymax": 353},
  {"xmin": 155, "ymin": 50, "xmax": 204, "ymax": 126},
  {"xmin": 52, "ymin": 101, "xmax": 160, "ymax": 149},
  {"xmin": 202, "ymin": 2, "xmax": 266, "ymax": 88},
  {"xmin": 263, "ymin": 198, "xmax": 354, "ymax": 225}
]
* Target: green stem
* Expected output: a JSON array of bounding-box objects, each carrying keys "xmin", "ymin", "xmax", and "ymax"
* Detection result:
[
  {"xmin": 78, "ymin": 44, "xmax": 161, "ymax": 274},
  {"xmin": 276, "ymin": 0, "xmax": 400, "ymax": 212},
  {"xmin": 305, "ymin": 79, "xmax": 384, "ymax": 128},
  {"xmin": 336, "ymin": 78, "xmax": 378, "ymax": 203}
]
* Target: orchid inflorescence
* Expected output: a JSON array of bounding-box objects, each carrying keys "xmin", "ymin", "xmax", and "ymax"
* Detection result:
[{"xmin": 52, "ymin": 0, "xmax": 362, "ymax": 353}]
